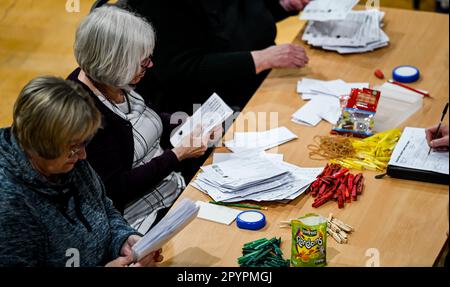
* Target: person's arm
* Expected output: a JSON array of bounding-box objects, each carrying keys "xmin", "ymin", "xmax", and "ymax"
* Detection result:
[
  {"xmin": 0, "ymin": 193, "xmax": 45, "ymax": 267},
  {"xmin": 265, "ymin": 0, "xmax": 302, "ymax": 22},
  {"xmin": 86, "ymin": 131, "xmax": 182, "ymax": 211},
  {"xmin": 85, "ymin": 164, "xmax": 142, "ymax": 260}
]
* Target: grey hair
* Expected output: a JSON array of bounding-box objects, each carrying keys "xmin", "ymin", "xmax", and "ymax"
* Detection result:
[{"xmin": 74, "ymin": 6, "xmax": 155, "ymax": 89}]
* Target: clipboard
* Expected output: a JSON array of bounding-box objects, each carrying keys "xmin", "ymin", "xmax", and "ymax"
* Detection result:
[
  {"xmin": 386, "ymin": 164, "xmax": 449, "ymax": 185},
  {"xmin": 384, "ymin": 127, "xmax": 449, "ymax": 185}
]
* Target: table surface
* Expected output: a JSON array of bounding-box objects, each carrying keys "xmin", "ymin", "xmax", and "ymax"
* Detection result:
[{"xmin": 160, "ymin": 7, "xmax": 449, "ymax": 267}]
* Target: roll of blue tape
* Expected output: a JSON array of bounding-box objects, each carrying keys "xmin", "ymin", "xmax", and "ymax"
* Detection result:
[
  {"xmin": 392, "ymin": 65, "xmax": 420, "ymax": 83},
  {"xmin": 236, "ymin": 211, "xmax": 266, "ymax": 231}
]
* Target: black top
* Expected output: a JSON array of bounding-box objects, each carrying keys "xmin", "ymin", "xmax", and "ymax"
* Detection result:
[
  {"xmin": 67, "ymin": 68, "xmax": 182, "ymax": 213},
  {"xmin": 125, "ymin": 0, "xmax": 295, "ymax": 113}
]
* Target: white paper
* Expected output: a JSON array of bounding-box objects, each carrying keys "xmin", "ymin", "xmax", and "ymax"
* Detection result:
[
  {"xmin": 196, "ymin": 201, "xmax": 241, "ymax": 225},
  {"xmin": 291, "ymin": 100, "xmax": 323, "ymax": 126},
  {"xmin": 389, "ymin": 127, "xmax": 449, "ymax": 175},
  {"xmin": 302, "ymin": 9, "xmax": 388, "ymax": 54},
  {"xmin": 300, "ymin": 0, "xmax": 358, "ymax": 21},
  {"xmin": 170, "ymin": 93, "xmax": 233, "ymax": 147},
  {"xmin": 213, "ymin": 152, "xmax": 283, "ymax": 164},
  {"xmin": 131, "ymin": 199, "xmax": 199, "ymax": 262},
  {"xmin": 191, "ymin": 153, "xmax": 323, "ymax": 203},
  {"xmin": 224, "ymin": 127, "xmax": 297, "ymax": 152}
]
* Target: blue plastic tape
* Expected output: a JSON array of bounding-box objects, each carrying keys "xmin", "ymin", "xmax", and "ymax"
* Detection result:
[
  {"xmin": 236, "ymin": 211, "xmax": 266, "ymax": 231},
  {"xmin": 392, "ymin": 65, "xmax": 420, "ymax": 83}
]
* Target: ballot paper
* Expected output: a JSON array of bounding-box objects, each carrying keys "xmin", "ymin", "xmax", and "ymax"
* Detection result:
[
  {"xmin": 297, "ymin": 78, "xmax": 369, "ymax": 99},
  {"xmin": 300, "ymin": 0, "xmax": 358, "ymax": 21},
  {"xmin": 131, "ymin": 199, "xmax": 199, "ymax": 262},
  {"xmin": 302, "ymin": 9, "xmax": 389, "ymax": 54},
  {"xmin": 196, "ymin": 201, "xmax": 241, "ymax": 225},
  {"xmin": 292, "ymin": 95, "xmax": 340, "ymax": 126},
  {"xmin": 293, "ymin": 78, "xmax": 369, "ymax": 126},
  {"xmin": 170, "ymin": 93, "xmax": 233, "ymax": 147},
  {"xmin": 213, "ymin": 151, "xmax": 284, "ymax": 164},
  {"xmin": 224, "ymin": 127, "xmax": 298, "ymax": 152},
  {"xmin": 388, "ymin": 127, "xmax": 449, "ymax": 175},
  {"xmin": 191, "ymin": 154, "xmax": 323, "ymax": 203}
]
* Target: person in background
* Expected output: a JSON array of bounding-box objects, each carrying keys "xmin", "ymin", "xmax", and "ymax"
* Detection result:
[
  {"xmin": 0, "ymin": 76, "xmax": 161, "ymax": 267},
  {"xmin": 122, "ymin": 0, "xmax": 310, "ymax": 113},
  {"xmin": 68, "ymin": 6, "xmax": 221, "ymax": 234},
  {"xmin": 426, "ymin": 124, "xmax": 449, "ymax": 150}
]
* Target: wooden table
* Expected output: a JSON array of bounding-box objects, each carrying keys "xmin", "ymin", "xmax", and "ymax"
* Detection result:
[{"xmin": 160, "ymin": 7, "xmax": 449, "ymax": 267}]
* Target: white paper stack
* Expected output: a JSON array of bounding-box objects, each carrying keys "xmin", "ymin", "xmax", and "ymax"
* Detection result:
[
  {"xmin": 292, "ymin": 78, "xmax": 369, "ymax": 126},
  {"xmin": 300, "ymin": 0, "xmax": 359, "ymax": 21},
  {"xmin": 224, "ymin": 126, "xmax": 298, "ymax": 153},
  {"xmin": 301, "ymin": 8, "xmax": 389, "ymax": 54},
  {"xmin": 132, "ymin": 198, "xmax": 199, "ymax": 262},
  {"xmin": 191, "ymin": 154, "xmax": 322, "ymax": 203}
]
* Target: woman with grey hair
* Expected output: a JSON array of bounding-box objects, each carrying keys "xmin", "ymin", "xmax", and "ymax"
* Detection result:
[
  {"xmin": 68, "ymin": 6, "xmax": 220, "ymax": 234},
  {"xmin": 0, "ymin": 76, "xmax": 162, "ymax": 267}
]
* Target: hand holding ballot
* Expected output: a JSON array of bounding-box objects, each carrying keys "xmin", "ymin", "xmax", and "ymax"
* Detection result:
[
  {"xmin": 426, "ymin": 124, "xmax": 449, "ymax": 150},
  {"xmin": 105, "ymin": 234, "xmax": 163, "ymax": 267}
]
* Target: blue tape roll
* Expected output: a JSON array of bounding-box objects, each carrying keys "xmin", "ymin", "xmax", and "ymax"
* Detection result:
[
  {"xmin": 392, "ymin": 65, "xmax": 420, "ymax": 83},
  {"xmin": 236, "ymin": 211, "xmax": 266, "ymax": 231}
]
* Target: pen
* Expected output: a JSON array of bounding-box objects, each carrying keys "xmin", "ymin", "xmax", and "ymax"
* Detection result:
[
  {"xmin": 428, "ymin": 102, "xmax": 449, "ymax": 156},
  {"xmin": 388, "ymin": 79, "xmax": 430, "ymax": 97},
  {"xmin": 209, "ymin": 201, "xmax": 268, "ymax": 210}
]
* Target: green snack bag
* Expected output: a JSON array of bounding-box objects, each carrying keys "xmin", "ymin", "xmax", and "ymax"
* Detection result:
[{"xmin": 291, "ymin": 213, "xmax": 327, "ymax": 267}]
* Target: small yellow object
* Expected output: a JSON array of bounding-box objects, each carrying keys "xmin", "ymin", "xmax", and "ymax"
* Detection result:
[{"xmin": 309, "ymin": 129, "xmax": 402, "ymax": 172}]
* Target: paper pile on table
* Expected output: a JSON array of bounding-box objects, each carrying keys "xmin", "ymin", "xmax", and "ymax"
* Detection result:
[
  {"xmin": 300, "ymin": 0, "xmax": 359, "ymax": 21},
  {"xmin": 301, "ymin": 8, "xmax": 389, "ymax": 54},
  {"xmin": 292, "ymin": 78, "xmax": 369, "ymax": 126},
  {"xmin": 191, "ymin": 154, "xmax": 322, "ymax": 203}
]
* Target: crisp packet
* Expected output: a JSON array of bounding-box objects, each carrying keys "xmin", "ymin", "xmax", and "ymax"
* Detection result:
[{"xmin": 291, "ymin": 213, "xmax": 327, "ymax": 267}]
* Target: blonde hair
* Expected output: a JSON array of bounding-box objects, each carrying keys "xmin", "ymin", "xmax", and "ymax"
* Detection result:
[
  {"xmin": 12, "ymin": 76, "xmax": 101, "ymax": 159},
  {"xmin": 74, "ymin": 6, "xmax": 156, "ymax": 89}
]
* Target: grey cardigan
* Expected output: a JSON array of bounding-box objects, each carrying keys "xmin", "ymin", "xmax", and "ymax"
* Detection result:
[{"xmin": 0, "ymin": 128, "xmax": 140, "ymax": 267}]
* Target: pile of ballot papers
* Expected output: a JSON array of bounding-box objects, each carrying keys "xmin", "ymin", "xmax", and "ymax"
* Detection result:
[
  {"xmin": 191, "ymin": 152, "xmax": 322, "ymax": 203},
  {"xmin": 292, "ymin": 78, "xmax": 369, "ymax": 126},
  {"xmin": 300, "ymin": 0, "xmax": 389, "ymax": 54}
]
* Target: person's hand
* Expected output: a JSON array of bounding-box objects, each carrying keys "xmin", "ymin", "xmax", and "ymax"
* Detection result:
[
  {"xmin": 105, "ymin": 249, "xmax": 163, "ymax": 267},
  {"xmin": 251, "ymin": 44, "xmax": 309, "ymax": 74},
  {"xmin": 120, "ymin": 235, "xmax": 141, "ymax": 258},
  {"xmin": 172, "ymin": 125, "xmax": 208, "ymax": 161},
  {"xmin": 129, "ymin": 249, "xmax": 163, "ymax": 267},
  {"xmin": 208, "ymin": 124, "xmax": 224, "ymax": 147},
  {"xmin": 426, "ymin": 124, "xmax": 449, "ymax": 150},
  {"xmin": 105, "ymin": 255, "xmax": 134, "ymax": 267},
  {"xmin": 279, "ymin": 0, "xmax": 310, "ymax": 12}
]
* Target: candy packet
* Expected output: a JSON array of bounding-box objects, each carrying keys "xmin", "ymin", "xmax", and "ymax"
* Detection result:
[
  {"xmin": 291, "ymin": 213, "xmax": 327, "ymax": 267},
  {"xmin": 333, "ymin": 88, "xmax": 381, "ymax": 137}
]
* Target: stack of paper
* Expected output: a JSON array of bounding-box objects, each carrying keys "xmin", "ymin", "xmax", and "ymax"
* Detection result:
[
  {"xmin": 301, "ymin": 9, "xmax": 389, "ymax": 54},
  {"xmin": 191, "ymin": 154, "xmax": 322, "ymax": 203},
  {"xmin": 132, "ymin": 199, "xmax": 199, "ymax": 262},
  {"xmin": 300, "ymin": 0, "xmax": 359, "ymax": 21},
  {"xmin": 224, "ymin": 126, "xmax": 297, "ymax": 153},
  {"xmin": 292, "ymin": 78, "xmax": 369, "ymax": 126}
]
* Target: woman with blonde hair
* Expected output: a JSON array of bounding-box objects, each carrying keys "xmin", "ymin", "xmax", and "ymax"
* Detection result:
[{"xmin": 0, "ymin": 76, "xmax": 161, "ymax": 267}]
